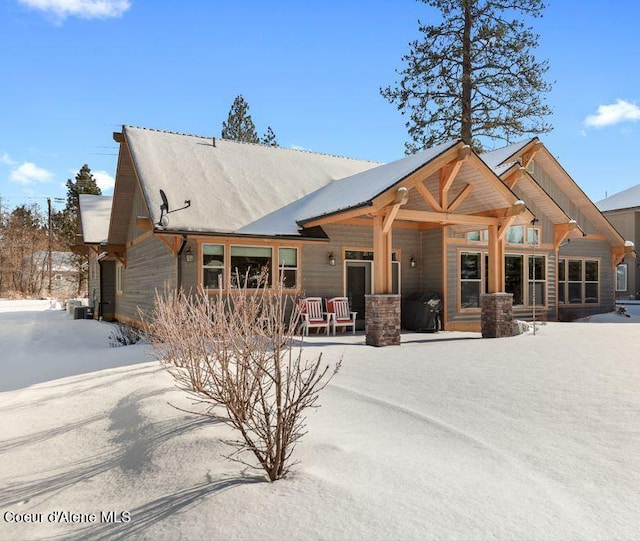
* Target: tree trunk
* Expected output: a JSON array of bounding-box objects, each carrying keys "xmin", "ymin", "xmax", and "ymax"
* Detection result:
[{"xmin": 461, "ymin": 0, "xmax": 473, "ymax": 145}]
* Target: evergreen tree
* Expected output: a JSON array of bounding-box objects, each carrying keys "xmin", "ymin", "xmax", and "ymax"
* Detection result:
[
  {"xmin": 54, "ymin": 164, "xmax": 101, "ymax": 247},
  {"xmin": 221, "ymin": 95, "xmax": 260, "ymax": 143},
  {"xmin": 261, "ymin": 126, "xmax": 279, "ymax": 147},
  {"xmin": 381, "ymin": 0, "xmax": 553, "ymax": 152}
]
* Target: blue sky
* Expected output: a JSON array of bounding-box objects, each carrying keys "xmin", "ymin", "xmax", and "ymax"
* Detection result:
[{"xmin": 1, "ymin": 0, "xmax": 640, "ymax": 213}]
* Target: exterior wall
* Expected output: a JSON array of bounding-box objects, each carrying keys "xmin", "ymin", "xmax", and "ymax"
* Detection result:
[
  {"xmin": 88, "ymin": 254, "xmax": 100, "ymax": 309},
  {"xmin": 557, "ymin": 237, "xmax": 616, "ymax": 320},
  {"xmin": 116, "ymin": 236, "xmax": 176, "ymax": 324},
  {"xmin": 115, "ymin": 180, "xmax": 177, "ymax": 325},
  {"xmin": 602, "ymin": 209, "xmax": 638, "ymax": 299},
  {"xmin": 300, "ymin": 223, "xmax": 423, "ymax": 301}
]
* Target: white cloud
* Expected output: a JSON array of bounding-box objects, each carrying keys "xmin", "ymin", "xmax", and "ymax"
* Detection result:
[
  {"xmin": 584, "ymin": 99, "xmax": 640, "ymax": 128},
  {"xmin": 93, "ymin": 170, "xmax": 115, "ymax": 192},
  {"xmin": 17, "ymin": 0, "xmax": 131, "ymax": 20},
  {"xmin": 9, "ymin": 162, "xmax": 54, "ymax": 184},
  {"xmin": 1, "ymin": 153, "xmax": 18, "ymax": 166}
]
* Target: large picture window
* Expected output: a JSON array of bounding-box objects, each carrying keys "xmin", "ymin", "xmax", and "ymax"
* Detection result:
[
  {"xmin": 230, "ymin": 246, "xmax": 273, "ymax": 288},
  {"xmin": 460, "ymin": 252, "xmax": 482, "ymax": 308},
  {"xmin": 559, "ymin": 258, "xmax": 599, "ymax": 305}
]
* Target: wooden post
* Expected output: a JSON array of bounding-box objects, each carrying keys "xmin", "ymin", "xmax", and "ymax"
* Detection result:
[
  {"xmin": 488, "ymin": 224, "xmax": 500, "ymax": 293},
  {"xmin": 373, "ymin": 213, "xmax": 391, "ymax": 294}
]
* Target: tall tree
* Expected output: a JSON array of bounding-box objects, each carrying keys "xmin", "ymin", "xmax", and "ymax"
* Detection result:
[
  {"xmin": 54, "ymin": 164, "xmax": 102, "ymax": 247},
  {"xmin": 221, "ymin": 95, "xmax": 260, "ymax": 143},
  {"xmin": 53, "ymin": 164, "xmax": 102, "ymax": 295},
  {"xmin": 381, "ymin": 0, "xmax": 553, "ymax": 152}
]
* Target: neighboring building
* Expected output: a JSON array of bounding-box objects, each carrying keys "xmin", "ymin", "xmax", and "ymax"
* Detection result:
[
  {"xmin": 77, "ymin": 126, "xmax": 632, "ymax": 342},
  {"xmin": 76, "ymin": 194, "xmax": 115, "ymax": 320},
  {"xmin": 24, "ymin": 251, "xmax": 79, "ymax": 298},
  {"xmin": 597, "ymin": 185, "xmax": 640, "ymax": 299}
]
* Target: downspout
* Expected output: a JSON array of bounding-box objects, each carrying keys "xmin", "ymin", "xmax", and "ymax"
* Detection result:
[{"xmin": 177, "ymin": 234, "xmax": 188, "ymax": 291}]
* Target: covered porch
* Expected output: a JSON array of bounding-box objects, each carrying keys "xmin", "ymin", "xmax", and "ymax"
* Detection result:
[{"xmin": 299, "ymin": 141, "xmax": 536, "ymax": 346}]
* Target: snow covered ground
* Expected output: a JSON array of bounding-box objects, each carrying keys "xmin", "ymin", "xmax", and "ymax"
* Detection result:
[{"xmin": 1, "ymin": 300, "xmax": 639, "ymax": 540}]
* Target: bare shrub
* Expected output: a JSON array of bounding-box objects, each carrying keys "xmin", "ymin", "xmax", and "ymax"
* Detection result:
[
  {"xmin": 146, "ymin": 273, "xmax": 340, "ymax": 482},
  {"xmin": 108, "ymin": 322, "xmax": 142, "ymax": 347}
]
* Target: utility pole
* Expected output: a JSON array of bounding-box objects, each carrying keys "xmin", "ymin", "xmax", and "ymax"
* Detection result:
[{"xmin": 48, "ymin": 197, "xmax": 52, "ymax": 296}]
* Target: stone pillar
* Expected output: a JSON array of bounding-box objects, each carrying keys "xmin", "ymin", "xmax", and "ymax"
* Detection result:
[
  {"xmin": 480, "ymin": 293, "xmax": 513, "ymax": 338},
  {"xmin": 365, "ymin": 294, "xmax": 401, "ymax": 346}
]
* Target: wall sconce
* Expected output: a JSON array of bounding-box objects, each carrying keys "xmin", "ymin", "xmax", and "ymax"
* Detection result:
[
  {"xmin": 328, "ymin": 252, "xmax": 336, "ymax": 266},
  {"xmin": 410, "ymin": 256, "xmax": 417, "ymax": 268},
  {"xmin": 184, "ymin": 246, "xmax": 195, "ymax": 263}
]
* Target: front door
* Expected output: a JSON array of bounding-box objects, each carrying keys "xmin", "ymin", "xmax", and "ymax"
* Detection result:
[{"xmin": 345, "ymin": 261, "xmax": 372, "ymax": 330}]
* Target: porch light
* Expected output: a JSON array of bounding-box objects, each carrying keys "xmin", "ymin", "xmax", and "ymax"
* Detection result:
[
  {"xmin": 410, "ymin": 256, "xmax": 417, "ymax": 268},
  {"xmin": 184, "ymin": 246, "xmax": 195, "ymax": 263},
  {"xmin": 328, "ymin": 252, "xmax": 336, "ymax": 266}
]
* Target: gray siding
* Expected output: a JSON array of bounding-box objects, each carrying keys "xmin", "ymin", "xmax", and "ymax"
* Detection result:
[
  {"xmin": 422, "ymin": 228, "xmax": 443, "ymax": 294},
  {"xmin": 603, "ymin": 209, "xmax": 638, "ymax": 298},
  {"xmin": 100, "ymin": 260, "xmax": 116, "ymax": 321},
  {"xmin": 301, "ymin": 223, "xmax": 422, "ymax": 299},
  {"xmin": 116, "ymin": 236, "xmax": 176, "ymax": 322}
]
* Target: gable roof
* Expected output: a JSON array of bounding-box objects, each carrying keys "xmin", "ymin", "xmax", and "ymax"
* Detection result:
[
  {"xmin": 78, "ymin": 194, "xmax": 113, "ymax": 244},
  {"xmin": 480, "ymin": 140, "xmax": 627, "ymax": 246},
  {"xmin": 121, "ymin": 126, "xmax": 378, "ymax": 235},
  {"xmin": 239, "ymin": 140, "xmax": 462, "ymax": 236},
  {"xmin": 596, "ymin": 184, "xmax": 640, "ymax": 212}
]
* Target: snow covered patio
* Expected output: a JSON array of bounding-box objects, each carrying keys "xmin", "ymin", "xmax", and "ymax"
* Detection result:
[{"xmin": 1, "ymin": 300, "xmax": 639, "ymax": 540}]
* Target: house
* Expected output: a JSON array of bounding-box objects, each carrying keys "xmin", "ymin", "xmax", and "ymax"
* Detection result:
[
  {"xmin": 76, "ymin": 194, "xmax": 115, "ymax": 320},
  {"xmin": 596, "ymin": 185, "xmax": 640, "ymax": 299},
  {"xmin": 77, "ymin": 125, "xmax": 632, "ymax": 344},
  {"xmin": 23, "ymin": 251, "xmax": 79, "ymax": 298}
]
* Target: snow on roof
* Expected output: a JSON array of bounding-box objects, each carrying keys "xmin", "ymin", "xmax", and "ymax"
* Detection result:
[
  {"xmin": 239, "ymin": 140, "xmax": 461, "ymax": 236},
  {"xmin": 79, "ymin": 194, "xmax": 113, "ymax": 244},
  {"xmin": 123, "ymin": 126, "xmax": 379, "ymax": 234},
  {"xmin": 480, "ymin": 139, "xmax": 535, "ymax": 171},
  {"xmin": 596, "ymin": 183, "xmax": 640, "ymax": 212}
]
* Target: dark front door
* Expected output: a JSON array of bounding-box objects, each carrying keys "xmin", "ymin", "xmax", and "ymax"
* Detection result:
[
  {"xmin": 346, "ymin": 262, "xmax": 371, "ymax": 330},
  {"xmin": 100, "ymin": 260, "xmax": 116, "ymax": 321}
]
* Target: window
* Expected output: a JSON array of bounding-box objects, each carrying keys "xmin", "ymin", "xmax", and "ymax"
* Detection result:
[
  {"xmin": 467, "ymin": 230, "xmax": 488, "ymax": 243},
  {"xmin": 528, "ymin": 255, "xmax": 546, "ymax": 306},
  {"xmin": 617, "ymin": 264, "xmax": 628, "ymax": 292},
  {"xmin": 203, "ymin": 244, "xmax": 225, "ymax": 290},
  {"xmin": 460, "ymin": 252, "xmax": 482, "ymax": 308},
  {"xmin": 505, "ymin": 255, "xmax": 524, "ymax": 305},
  {"xmin": 559, "ymin": 258, "xmax": 599, "ymax": 305},
  {"xmin": 230, "ymin": 246, "xmax": 272, "ymax": 288},
  {"xmin": 584, "ymin": 260, "xmax": 599, "ymax": 304},
  {"xmin": 116, "ymin": 264, "xmax": 124, "ymax": 294},
  {"xmin": 54, "ymin": 274, "xmax": 62, "ymax": 281},
  {"xmin": 506, "ymin": 225, "xmax": 541, "ymax": 245},
  {"xmin": 558, "ymin": 259, "xmax": 566, "ymax": 304},
  {"xmin": 278, "ymin": 247, "xmax": 298, "ymax": 288},
  {"xmin": 527, "ymin": 227, "xmax": 540, "ymax": 246},
  {"xmin": 507, "ymin": 226, "xmax": 525, "ymax": 244}
]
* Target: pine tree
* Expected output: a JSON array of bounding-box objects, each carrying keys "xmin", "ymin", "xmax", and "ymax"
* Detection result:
[
  {"xmin": 221, "ymin": 95, "xmax": 260, "ymax": 143},
  {"xmin": 261, "ymin": 126, "xmax": 279, "ymax": 147},
  {"xmin": 54, "ymin": 164, "xmax": 102, "ymax": 247},
  {"xmin": 381, "ymin": 0, "xmax": 553, "ymax": 152}
]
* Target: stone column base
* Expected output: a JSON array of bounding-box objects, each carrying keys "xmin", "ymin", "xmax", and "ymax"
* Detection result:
[
  {"xmin": 365, "ymin": 294, "xmax": 401, "ymax": 346},
  {"xmin": 480, "ymin": 293, "xmax": 513, "ymax": 338}
]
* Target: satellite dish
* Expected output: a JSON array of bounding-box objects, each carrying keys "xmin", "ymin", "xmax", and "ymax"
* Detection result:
[{"xmin": 160, "ymin": 189, "xmax": 169, "ymax": 212}]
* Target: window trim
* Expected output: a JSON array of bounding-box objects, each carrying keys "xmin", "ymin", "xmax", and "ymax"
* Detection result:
[
  {"xmin": 199, "ymin": 240, "xmax": 302, "ymax": 294},
  {"xmin": 115, "ymin": 263, "xmax": 124, "ymax": 295},
  {"xmin": 558, "ymin": 257, "xmax": 601, "ymax": 306}
]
